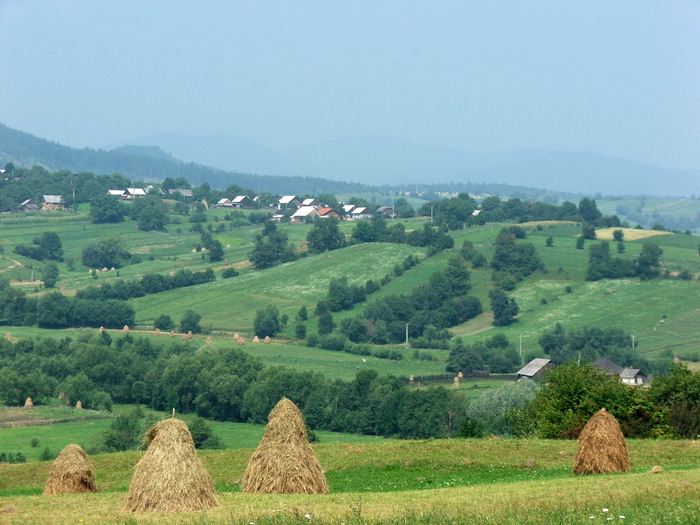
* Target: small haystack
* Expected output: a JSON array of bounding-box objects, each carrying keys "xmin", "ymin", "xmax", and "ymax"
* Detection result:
[
  {"xmin": 573, "ymin": 408, "xmax": 630, "ymax": 475},
  {"xmin": 264, "ymin": 336, "xmax": 271, "ymax": 344},
  {"xmin": 5, "ymin": 332, "xmax": 11, "ymax": 341},
  {"xmin": 58, "ymin": 392, "xmax": 68, "ymax": 403},
  {"xmin": 206, "ymin": 336, "xmax": 212, "ymax": 344},
  {"xmin": 187, "ymin": 331, "xmax": 193, "ymax": 339},
  {"xmin": 98, "ymin": 326, "xmax": 105, "ymax": 333},
  {"xmin": 124, "ymin": 418, "xmax": 219, "ymax": 512},
  {"xmin": 238, "ymin": 337, "xmax": 245, "ymax": 346},
  {"xmin": 234, "ymin": 332, "xmax": 240, "ymax": 340},
  {"xmin": 24, "ymin": 397, "xmax": 33, "ymax": 408},
  {"xmin": 169, "ymin": 330, "xmax": 176, "ymax": 338},
  {"xmin": 123, "ymin": 325, "xmax": 130, "ymax": 334},
  {"xmin": 457, "ymin": 371, "xmax": 463, "ymax": 379},
  {"xmin": 75, "ymin": 400, "xmax": 83, "ymax": 409},
  {"xmin": 452, "ymin": 377, "xmax": 460, "ymax": 388},
  {"xmin": 242, "ymin": 397, "xmax": 328, "ymax": 494},
  {"xmin": 253, "ymin": 336, "xmax": 260, "ymax": 343},
  {"xmin": 154, "ymin": 329, "xmax": 161, "ymax": 336},
  {"xmin": 44, "ymin": 444, "xmax": 97, "ymax": 495}
]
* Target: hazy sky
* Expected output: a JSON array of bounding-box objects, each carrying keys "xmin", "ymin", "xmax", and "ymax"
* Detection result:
[{"xmin": 1, "ymin": 1, "xmax": 698, "ymax": 169}]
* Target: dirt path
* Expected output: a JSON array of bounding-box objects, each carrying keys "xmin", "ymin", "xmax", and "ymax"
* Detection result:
[{"xmin": 0, "ymin": 255, "xmax": 24, "ymax": 273}]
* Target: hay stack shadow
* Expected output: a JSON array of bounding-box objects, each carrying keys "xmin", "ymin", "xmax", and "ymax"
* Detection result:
[
  {"xmin": 124, "ymin": 417, "xmax": 219, "ymax": 512},
  {"xmin": 573, "ymin": 408, "xmax": 630, "ymax": 475},
  {"xmin": 242, "ymin": 397, "xmax": 329, "ymax": 494},
  {"xmin": 44, "ymin": 444, "xmax": 97, "ymax": 495}
]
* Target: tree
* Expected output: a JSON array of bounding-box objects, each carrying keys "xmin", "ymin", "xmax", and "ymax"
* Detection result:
[
  {"xmin": 545, "ymin": 236, "xmax": 553, "ymax": 247},
  {"xmin": 207, "ymin": 240, "xmax": 224, "ymax": 262},
  {"xmin": 37, "ymin": 292, "xmax": 72, "ymax": 327},
  {"xmin": 578, "ymin": 198, "xmax": 602, "ymax": 224},
  {"xmin": 42, "ymin": 261, "xmax": 59, "ymax": 288},
  {"xmin": 40, "ymin": 232, "xmax": 64, "ymax": 261},
  {"xmin": 295, "ymin": 323, "xmax": 307, "ymax": 339},
  {"xmin": 443, "ymin": 255, "xmax": 471, "ymax": 296},
  {"xmin": 581, "ymin": 223, "xmax": 596, "ymax": 240},
  {"xmin": 89, "ymin": 194, "xmax": 125, "ymax": 223},
  {"xmin": 575, "ymin": 236, "xmax": 585, "ymax": 250},
  {"xmin": 636, "ymin": 242, "xmax": 664, "ymax": 280},
  {"xmin": 180, "ymin": 310, "xmax": 202, "ymax": 334},
  {"xmin": 318, "ymin": 311, "xmax": 335, "ymax": 335},
  {"xmin": 613, "ymin": 229, "xmax": 624, "ymax": 242},
  {"xmin": 253, "ymin": 305, "xmax": 280, "ymax": 338},
  {"xmin": 187, "ymin": 416, "xmax": 224, "ymax": 449},
  {"xmin": 297, "ymin": 305, "xmax": 308, "ymax": 322},
  {"xmin": 154, "ymin": 314, "xmax": 175, "ymax": 331},
  {"xmin": 82, "ymin": 236, "xmax": 131, "ymax": 268},
  {"xmin": 137, "ymin": 202, "xmax": 168, "ymax": 231},
  {"xmin": 617, "ymin": 242, "xmax": 625, "ymax": 253},
  {"xmin": 490, "ymin": 290, "xmax": 519, "ymax": 326},
  {"xmin": 306, "ymin": 217, "xmax": 345, "ymax": 253}
]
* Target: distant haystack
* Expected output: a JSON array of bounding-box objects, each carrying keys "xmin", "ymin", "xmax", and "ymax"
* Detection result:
[
  {"xmin": 573, "ymin": 408, "xmax": 630, "ymax": 475},
  {"xmin": 24, "ymin": 397, "xmax": 33, "ymax": 408},
  {"xmin": 124, "ymin": 418, "xmax": 219, "ymax": 512},
  {"xmin": 169, "ymin": 331, "xmax": 176, "ymax": 338},
  {"xmin": 234, "ymin": 332, "xmax": 240, "ymax": 340},
  {"xmin": 187, "ymin": 331, "xmax": 193, "ymax": 339},
  {"xmin": 123, "ymin": 325, "xmax": 130, "ymax": 334},
  {"xmin": 238, "ymin": 337, "xmax": 245, "ymax": 346},
  {"xmin": 58, "ymin": 392, "xmax": 68, "ymax": 403},
  {"xmin": 75, "ymin": 400, "xmax": 83, "ymax": 410},
  {"xmin": 458, "ymin": 371, "xmax": 463, "ymax": 379},
  {"xmin": 154, "ymin": 329, "xmax": 161, "ymax": 336},
  {"xmin": 98, "ymin": 327, "xmax": 105, "ymax": 333},
  {"xmin": 5, "ymin": 332, "xmax": 11, "ymax": 341},
  {"xmin": 44, "ymin": 444, "xmax": 97, "ymax": 495},
  {"xmin": 264, "ymin": 336, "xmax": 271, "ymax": 344},
  {"xmin": 242, "ymin": 397, "xmax": 329, "ymax": 494},
  {"xmin": 206, "ymin": 336, "xmax": 212, "ymax": 344},
  {"xmin": 452, "ymin": 377, "xmax": 460, "ymax": 388},
  {"xmin": 253, "ymin": 336, "xmax": 260, "ymax": 343}
]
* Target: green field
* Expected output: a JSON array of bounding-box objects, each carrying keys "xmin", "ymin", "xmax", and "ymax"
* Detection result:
[{"xmin": 0, "ymin": 436, "xmax": 699, "ymax": 523}]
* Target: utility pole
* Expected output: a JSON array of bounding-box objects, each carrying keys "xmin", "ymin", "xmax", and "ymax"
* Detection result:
[
  {"xmin": 519, "ymin": 333, "xmax": 523, "ymax": 357},
  {"xmin": 631, "ymin": 335, "xmax": 635, "ymax": 349},
  {"xmin": 405, "ymin": 323, "xmax": 409, "ymax": 348}
]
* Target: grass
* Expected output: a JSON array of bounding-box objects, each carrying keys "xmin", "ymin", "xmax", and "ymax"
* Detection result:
[{"xmin": 1, "ymin": 437, "xmax": 699, "ymax": 523}]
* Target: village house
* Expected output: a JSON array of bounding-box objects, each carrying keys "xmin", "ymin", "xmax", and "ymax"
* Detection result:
[
  {"xmin": 168, "ymin": 188, "xmax": 193, "ymax": 198},
  {"xmin": 107, "ymin": 189, "xmax": 126, "ymax": 198},
  {"xmin": 290, "ymin": 206, "xmax": 319, "ymax": 223},
  {"xmin": 317, "ymin": 207, "xmax": 341, "ymax": 219},
  {"xmin": 375, "ymin": 206, "xmax": 397, "ymax": 218},
  {"xmin": 350, "ymin": 206, "xmax": 372, "ymax": 220},
  {"xmin": 302, "ymin": 198, "xmax": 320, "ymax": 209},
  {"xmin": 124, "ymin": 188, "xmax": 147, "ymax": 199},
  {"xmin": 42, "ymin": 195, "xmax": 65, "ymax": 210},
  {"xmin": 232, "ymin": 195, "xmax": 254, "ymax": 209},
  {"xmin": 592, "ymin": 358, "xmax": 649, "ymax": 385},
  {"xmin": 517, "ymin": 358, "xmax": 555, "ymax": 380},
  {"xmin": 214, "ymin": 198, "xmax": 233, "ymax": 208},
  {"xmin": 278, "ymin": 195, "xmax": 302, "ymax": 209},
  {"xmin": 18, "ymin": 199, "xmax": 40, "ymax": 211}
]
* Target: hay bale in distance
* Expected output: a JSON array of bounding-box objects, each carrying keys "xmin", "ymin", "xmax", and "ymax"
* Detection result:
[
  {"xmin": 242, "ymin": 397, "xmax": 329, "ymax": 494},
  {"xmin": 253, "ymin": 336, "xmax": 260, "ymax": 343},
  {"xmin": 452, "ymin": 377, "xmax": 460, "ymax": 388},
  {"xmin": 573, "ymin": 408, "xmax": 630, "ymax": 475},
  {"xmin": 124, "ymin": 418, "xmax": 219, "ymax": 512},
  {"xmin": 206, "ymin": 336, "xmax": 212, "ymax": 344},
  {"xmin": 123, "ymin": 325, "xmax": 130, "ymax": 334},
  {"xmin": 169, "ymin": 330, "xmax": 175, "ymax": 337},
  {"xmin": 5, "ymin": 332, "xmax": 11, "ymax": 341},
  {"xmin": 75, "ymin": 400, "xmax": 83, "ymax": 410},
  {"xmin": 24, "ymin": 397, "xmax": 33, "ymax": 408},
  {"xmin": 44, "ymin": 444, "xmax": 97, "ymax": 495},
  {"xmin": 264, "ymin": 336, "xmax": 271, "ymax": 344},
  {"xmin": 238, "ymin": 337, "xmax": 245, "ymax": 346},
  {"xmin": 154, "ymin": 329, "xmax": 161, "ymax": 336}
]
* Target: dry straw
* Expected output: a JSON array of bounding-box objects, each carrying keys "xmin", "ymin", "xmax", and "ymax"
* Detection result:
[
  {"xmin": 24, "ymin": 397, "xmax": 33, "ymax": 408},
  {"xmin": 124, "ymin": 417, "xmax": 219, "ymax": 512},
  {"xmin": 75, "ymin": 400, "xmax": 83, "ymax": 410},
  {"xmin": 573, "ymin": 408, "xmax": 631, "ymax": 475},
  {"xmin": 44, "ymin": 444, "xmax": 97, "ymax": 495},
  {"xmin": 253, "ymin": 336, "xmax": 260, "ymax": 343},
  {"xmin": 242, "ymin": 397, "xmax": 329, "ymax": 494},
  {"xmin": 264, "ymin": 336, "xmax": 271, "ymax": 344}
]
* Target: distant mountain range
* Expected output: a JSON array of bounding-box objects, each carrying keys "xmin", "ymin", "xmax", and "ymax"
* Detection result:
[
  {"xmin": 105, "ymin": 133, "xmax": 700, "ymax": 197},
  {"xmin": 1, "ymin": 122, "xmax": 697, "ymax": 197}
]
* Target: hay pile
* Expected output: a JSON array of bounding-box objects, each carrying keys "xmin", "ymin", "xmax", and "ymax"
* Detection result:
[
  {"xmin": 452, "ymin": 377, "xmax": 460, "ymax": 388},
  {"xmin": 24, "ymin": 397, "xmax": 33, "ymax": 408},
  {"xmin": 253, "ymin": 336, "xmax": 260, "ymax": 343},
  {"xmin": 75, "ymin": 400, "xmax": 83, "ymax": 410},
  {"xmin": 5, "ymin": 332, "xmax": 11, "ymax": 341},
  {"xmin": 154, "ymin": 329, "xmax": 161, "ymax": 336},
  {"xmin": 242, "ymin": 397, "xmax": 328, "ymax": 494},
  {"xmin": 44, "ymin": 444, "xmax": 97, "ymax": 495},
  {"xmin": 124, "ymin": 417, "xmax": 219, "ymax": 512},
  {"xmin": 573, "ymin": 408, "xmax": 630, "ymax": 475},
  {"xmin": 264, "ymin": 336, "xmax": 271, "ymax": 344}
]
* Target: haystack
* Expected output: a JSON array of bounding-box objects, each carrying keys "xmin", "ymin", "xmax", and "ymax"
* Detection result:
[
  {"xmin": 154, "ymin": 329, "xmax": 161, "ymax": 336},
  {"xmin": 234, "ymin": 332, "xmax": 240, "ymax": 340},
  {"xmin": 169, "ymin": 330, "xmax": 175, "ymax": 337},
  {"xmin": 98, "ymin": 326, "xmax": 105, "ymax": 333},
  {"xmin": 264, "ymin": 336, "xmax": 271, "ymax": 344},
  {"xmin": 76, "ymin": 400, "xmax": 83, "ymax": 410},
  {"xmin": 452, "ymin": 377, "xmax": 460, "ymax": 388},
  {"xmin": 24, "ymin": 397, "xmax": 33, "ymax": 408},
  {"xmin": 573, "ymin": 408, "xmax": 630, "ymax": 475},
  {"xmin": 124, "ymin": 418, "xmax": 219, "ymax": 512},
  {"xmin": 253, "ymin": 336, "xmax": 260, "ymax": 343},
  {"xmin": 238, "ymin": 338, "xmax": 245, "ymax": 346},
  {"xmin": 242, "ymin": 397, "xmax": 328, "ymax": 494},
  {"xmin": 44, "ymin": 444, "xmax": 97, "ymax": 495},
  {"xmin": 5, "ymin": 332, "xmax": 11, "ymax": 341},
  {"xmin": 123, "ymin": 325, "xmax": 130, "ymax": 334},
  {"xmin": 206, "ymin": 336, "xmax": 212, "ymax": 344}
]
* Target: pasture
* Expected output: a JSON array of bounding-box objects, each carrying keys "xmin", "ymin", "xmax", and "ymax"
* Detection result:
[{"xmin": 0, "ymin": 436, "xmax": 699, "ymax": 523}]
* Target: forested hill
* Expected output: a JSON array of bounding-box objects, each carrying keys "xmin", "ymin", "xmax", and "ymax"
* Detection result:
[
  {"xmin": 1, "ymin": 123, "xmax": 576, "ymax": 200},
  {"xmin": 0, "ymin": 123, "xmax": 373, "ymax": 195}
]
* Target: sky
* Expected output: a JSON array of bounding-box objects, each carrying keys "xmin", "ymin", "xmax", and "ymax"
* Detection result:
[{"xmin": 0, "ymin": 0, "xmax": 698, "ymax": 170}]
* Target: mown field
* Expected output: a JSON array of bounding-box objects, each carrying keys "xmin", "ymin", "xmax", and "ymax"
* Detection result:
[{"xmin": 1, "ymin": 436, "xmax": 699, "ymax": 524}]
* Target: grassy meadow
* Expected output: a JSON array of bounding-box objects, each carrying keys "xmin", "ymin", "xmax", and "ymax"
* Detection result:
[{"xmin": 1, "ymin": 437, "xmax": 699, "ymax": 523}]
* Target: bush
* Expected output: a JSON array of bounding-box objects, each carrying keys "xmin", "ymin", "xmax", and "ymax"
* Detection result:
[
  {"xmin": 221, "ymin": 267, "xmax": 239, "ymax": 279},
  {"xmin": 180, "ymin": 310, "xmax": 202, "ymax": 334},
  {"xmin": 254, "ymin": 305, "xmax": 280, "ymax": 338},
  {"xmin": 154, "ymin": 314, "xmax": 175, "ymax": 331},
  {"xmin": 188, "ymin": 416, "xmax": 225, "ymax": 449}
]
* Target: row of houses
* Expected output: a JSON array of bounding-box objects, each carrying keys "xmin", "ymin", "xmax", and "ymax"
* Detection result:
[
  {"xmin": 18, "ymin": 195, "xmax": 65, "ymax": 211},
  {"xmin": 517, "ymin": 357, "xmax": 648, "ymax": 385}
]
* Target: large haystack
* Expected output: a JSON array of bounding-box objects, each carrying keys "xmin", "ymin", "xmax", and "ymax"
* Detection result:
[
  {"xmin": 24, "ymin": 397, "xmax": 33, "ymax": 407},
  {"xmin": 124, "ymin": 417, "xmax": 219, "ymax": 512},
  {"xmin": 44, "ymin": 444, "xmax": 97, "ymax": 495},
  {"xmin": 242, "ymin": 397, "xmax": 328, "ymax": 494},
  {"xmin": 573, "ymin": 408, "xmax": 630, "ymax": 475}
]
